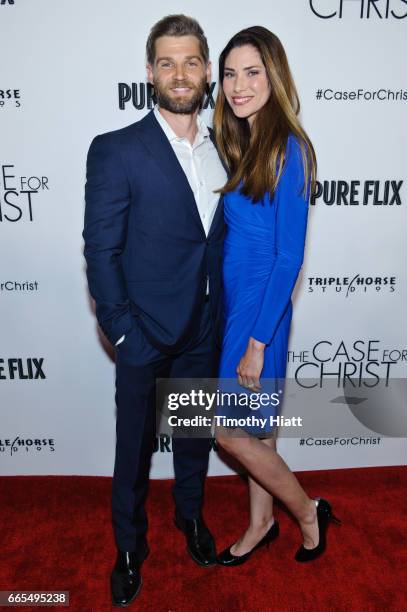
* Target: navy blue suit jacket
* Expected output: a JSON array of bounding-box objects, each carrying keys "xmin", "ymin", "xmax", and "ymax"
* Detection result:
[{"xmin": 83, "ymin": 110, "xmax": 225, "ymax": 354}]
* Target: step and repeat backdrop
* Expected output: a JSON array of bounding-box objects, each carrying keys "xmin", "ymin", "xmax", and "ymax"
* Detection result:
[{"xmin": 1, "ymin": 0, "xmax": 406, "ymax": 477}]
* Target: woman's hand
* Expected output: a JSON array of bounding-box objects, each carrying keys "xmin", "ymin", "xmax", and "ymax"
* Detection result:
[{"xmin": 236, "ymin": 337, "xmax": 266, "ymax": 391}]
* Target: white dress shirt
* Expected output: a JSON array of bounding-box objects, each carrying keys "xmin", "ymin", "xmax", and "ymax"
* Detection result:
[
  {"xmin": 153, "ymin": 105, "xmax": 226, "ymax": 236},
  {"xmin": 116, "ymin": 106, "xmax": 227, "ymax": 346}
]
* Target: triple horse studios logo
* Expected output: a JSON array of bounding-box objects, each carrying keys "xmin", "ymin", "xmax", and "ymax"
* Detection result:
[
  {"xmin": 0, "ymin": 164, "xmax": 49, "ymax": 222},
  {"xmin": 0, "ymin": 437, "xmax": 55, "ymax": 456},
  {"xmin": 0, "ymin": 89, "xmax": 21, "ymax": 108},
  {"xmin": 307, "ymin": 275, "xmax": 397, "ymax": 296}
]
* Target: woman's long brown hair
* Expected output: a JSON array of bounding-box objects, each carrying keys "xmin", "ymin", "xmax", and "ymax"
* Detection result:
[{"xmin": 213, "ymin": 26, "xmax": 317, "ymax": 203}]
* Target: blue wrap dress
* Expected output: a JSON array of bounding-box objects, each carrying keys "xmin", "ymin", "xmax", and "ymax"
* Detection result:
[{"xmin": 216, "ymin": 134, "xmax": 311, "ymax": 435}]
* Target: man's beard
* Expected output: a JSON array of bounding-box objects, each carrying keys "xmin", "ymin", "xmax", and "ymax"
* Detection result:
[{"xmin": 153, "ymin": 76, "xmax": 207, "ymax": 114}]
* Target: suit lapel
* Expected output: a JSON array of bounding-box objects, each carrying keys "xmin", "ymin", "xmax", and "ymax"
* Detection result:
[
  {"xmin": 207, "ymin": 194, "xmax": 224, "ymax": 240},
  {"xmin": 136, "ymin": 111, "xmax": 205, "ymax": 237}
]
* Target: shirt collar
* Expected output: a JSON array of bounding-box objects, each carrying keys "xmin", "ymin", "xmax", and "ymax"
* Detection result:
[{"xmin": 153, "ymin": 105, "xmax": 210, "ymax": 146}]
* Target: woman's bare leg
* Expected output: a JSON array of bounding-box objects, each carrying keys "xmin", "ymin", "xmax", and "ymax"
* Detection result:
[
  {"xmin": 231, "ymin": 436, "xmax": 276, "ymax": 555},
  {"xmin": 216, "ymin": 428, "xmax": 319, "ymax": 550}
]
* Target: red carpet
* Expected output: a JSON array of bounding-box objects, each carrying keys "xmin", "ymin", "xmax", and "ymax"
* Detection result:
[{"xmin": 1, "ymin": 467, "xmax": 406, "ymax": 611}]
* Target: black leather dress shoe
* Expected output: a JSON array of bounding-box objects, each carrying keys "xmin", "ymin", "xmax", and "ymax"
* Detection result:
[
  {"xmin": 174, "ymin": 509, "xmax": 217, "ymax": 567},
  {"xmin": 111, "ymin": 548, "xmax": 146, "ymax": 607}
]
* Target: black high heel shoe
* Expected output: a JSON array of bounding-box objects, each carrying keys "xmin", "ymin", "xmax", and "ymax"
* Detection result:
[
  {"xmin": 217, "ymin": 519, "xmax": 279, "ymax": 566},
  {"xmin": 294, "ymin": 498, "xmax": 341, "ymax": 562}
]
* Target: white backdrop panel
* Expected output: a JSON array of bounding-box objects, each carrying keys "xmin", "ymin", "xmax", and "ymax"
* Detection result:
[{"xmin": 1, "ymin": 0, "xmax": 406, "ymax": 476}]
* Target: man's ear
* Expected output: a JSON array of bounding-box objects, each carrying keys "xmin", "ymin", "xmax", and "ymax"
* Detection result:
[
  {"xmin": 206, "ymin": 60, "xmax": 212, "ymax": 84},
  {"xmin": 146, "ymin": 63, "xmax": 154, "ymax": 84}
]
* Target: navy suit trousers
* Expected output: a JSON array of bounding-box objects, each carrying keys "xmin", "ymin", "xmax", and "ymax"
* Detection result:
[{"xmin": 112, "ymin": 300, "xmax": 218, "ymax": 552}]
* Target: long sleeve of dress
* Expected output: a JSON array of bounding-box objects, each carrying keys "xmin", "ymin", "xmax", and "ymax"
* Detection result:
[{"xmin": 250, "ymin": 135, "xmax": 310, "ymax": 345}]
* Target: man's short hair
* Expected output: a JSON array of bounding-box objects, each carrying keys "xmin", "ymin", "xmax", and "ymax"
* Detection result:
[{"xmin": 146, "ymin": 14, "xmax": 209, "ymax": 65}]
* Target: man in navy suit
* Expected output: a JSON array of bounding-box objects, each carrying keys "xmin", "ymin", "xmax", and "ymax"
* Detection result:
[{"xmin": 83, "ymin": 14, "xmax": 227, "ymax": 606}]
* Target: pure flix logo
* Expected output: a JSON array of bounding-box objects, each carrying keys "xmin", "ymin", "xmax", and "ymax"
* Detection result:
[
  {"xmin": 311, "ymin": 180, "xmax": 403, "ymax": 206},
  {"xmin": 307, "ymin": 275, "xmax": 396, "ymax": 296},
  {"xmin": 0, "ymin": 358, "xmax": 46, "ymax": 380},
  {"xmin": 288, "ymin": 339, "xmax": 405, "ymax": 387},
  {"xmin": 0, "ymin": 164, "xmax": 49, "ymax": 222},
  {"xmin": 154, "ymin": 435, "xmax": 218, "ymax": 453},
  {"xmin": 309, "ymin": 0, "xmax": 407, "ymax": 19},
  {"xmin": 118, "ymin": 82, "xmax": 216, "ymax": 110},
  {"xmin": 0, "ymin": 437, "xmax": 55, "ymax": 456},
  {"xmin": 0, "ymin": 89, "xmax": 21, "ymax": 108}
]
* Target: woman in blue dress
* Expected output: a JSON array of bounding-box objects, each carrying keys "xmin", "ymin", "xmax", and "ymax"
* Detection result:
[{"xmin": 213, "ymin": 27, "xmax": 341, "ymax": 565}]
